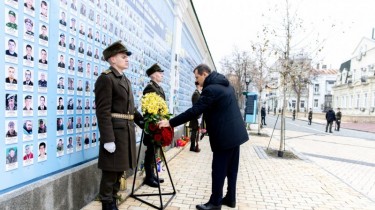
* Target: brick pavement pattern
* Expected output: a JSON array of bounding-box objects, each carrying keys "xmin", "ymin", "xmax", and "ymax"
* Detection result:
[{"xmin": 83, "ymin": 134, "xmax": 375, "ymax": 210}]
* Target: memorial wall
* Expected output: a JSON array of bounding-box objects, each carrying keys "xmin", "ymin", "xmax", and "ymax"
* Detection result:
[{"xmin": 0, "ymin": 0, "xmax": 213, "ymax": 194}]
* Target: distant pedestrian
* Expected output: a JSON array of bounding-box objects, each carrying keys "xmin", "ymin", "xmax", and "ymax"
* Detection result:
[
  {"xmin": 292, "ymin": 109, "xmax": 296, "ymax": 120},
  {"xmin": 325, "ymin": 108, "xmax": 336, "ymax": 133},
  {"xmin": 267, "ymin": 106, "xmax": 270, "ymax": 114},
  {"xmin": 335, "ymin": 108, "xmax": 342, "ymax": 131},
  {"xmin": 261, "ymin": 106, "xmax": 267, "ymax": 126},
  {"xmin": 308, "ymin": 108, "xmax": 313, "ymax": 125},
  {"xmin": 273, "ymin": 107, "xmax": 276, "ymax": 116}
]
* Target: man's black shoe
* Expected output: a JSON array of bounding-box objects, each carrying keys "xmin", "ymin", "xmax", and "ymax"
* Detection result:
[
  {"xmin": 196, "ymin": 202, "xmax": 221, "ymax": 210},
  {"xmin": 221, "ymin": 197, "xmax": 236, "ymax": 208},
  {"xmin": 329, "ymin": 131, "xmax": 333, "ymax": 133},
  {"xmin": 144, "ymin": 178, "xmax": 159, "ymax": 188},
  {"xmin": 190, "ymin": 147, "xmax": 196, "ymax": 151},
  {"xmin": 102, "ymin": 201, "xmax": 116, "ymax": 210},
  {"xmin": 153, "ymin": 176, "xmax": 164, "ymax": 183}
]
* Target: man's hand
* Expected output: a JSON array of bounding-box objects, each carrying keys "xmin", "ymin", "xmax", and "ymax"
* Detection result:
[
  {"xmin": 158, "ymin": 119, "xmax": 170, "ymax": 128},
  {"xmin": 104, "ymin": 142, "xmax": 116, "ymax": 153}
]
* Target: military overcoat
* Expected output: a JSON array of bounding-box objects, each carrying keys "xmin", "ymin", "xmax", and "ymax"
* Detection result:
[
  {"xmin": 95, "ymin": 67, "xmax": 143, "ymax": 171},
  {"xmin": 188, "ymin": 89, "xmax": 201, "ymax": 129}
]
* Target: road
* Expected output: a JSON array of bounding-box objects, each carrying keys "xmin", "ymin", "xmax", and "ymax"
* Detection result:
[{"xmin": 264, "ymin": 115, "xmax": 375, "ymax": 203}]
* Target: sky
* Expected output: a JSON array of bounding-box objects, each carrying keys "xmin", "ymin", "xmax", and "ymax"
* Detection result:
[{"xmin": 192, "ymin": 0, "xmax": 375, "ymax": 71}]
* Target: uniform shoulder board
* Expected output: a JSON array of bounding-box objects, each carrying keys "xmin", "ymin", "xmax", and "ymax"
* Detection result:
[
  {"xmin": 148, "ymin": 81, "xmax": 154, "ymax": 86},
  {"xmin": 102, "ymin": 69, "xmax": 112, "ymax": 75}
]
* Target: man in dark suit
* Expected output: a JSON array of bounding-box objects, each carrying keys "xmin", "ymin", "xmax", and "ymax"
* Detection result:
[
  {"xmin": 326, "ymin": 108, "xmax": 336, "ymax": 133},
  {"xmin": 159, "ymin": 64, "xmax": 248, "ymax": 210},
  {"xmin": 76, "ymin": 117, "xmax": 82, "ymax": 128},
  {"xmin": 38, "ymin": 96, "xmax": 47, "ymax": 110},
  {"xmin": 57, "ymin": 97, "xmax": 64, "ymax": 110},
  {"xmin": 142, "ymin": 63, "xmax": 166, "ymax": 188},
  {"xmin": 22, "ymin": 70, "xmax": 33, "ymax": 86},
  {"xmin": 23, "ymin": 44, "xmax": 34, "ymax": 61},
  {"xmin": 189, "ymin": 81, "xmax": 202, "ymax": 152},
  {"xmin": 95, "ymin": 41, "xmax": 144, "ymax": 210}
]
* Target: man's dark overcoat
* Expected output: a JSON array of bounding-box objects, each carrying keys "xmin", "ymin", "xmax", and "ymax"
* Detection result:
[{"xmin": 170, "ymin": 71, "xmax": 249, "ymax": 152}]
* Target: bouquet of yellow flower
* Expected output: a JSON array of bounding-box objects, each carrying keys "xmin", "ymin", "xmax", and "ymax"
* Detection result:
[{"xmin": 141, "ymin": 92, "xmax": 173, "ymax": 146}]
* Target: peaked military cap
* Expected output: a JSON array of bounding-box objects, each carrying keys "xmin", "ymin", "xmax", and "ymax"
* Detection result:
[
  {"xmin": 7, "ymin": 94, "xmax": 15, "ymax": 100},
  {"xmin": 25, "ymin": 95, "xmax": 32, "ymax": 100},
  {"xmin": 146, "ymin": 63, "xmax": 164, "ymax": 77},
  {"xmin": 102, "ymin": 40, "xmax": 132, "ymax": 61},
  {"xmin": 9, "ymin": 10, "xmax": 16, "ymax": 17},
  {"xmin": 25, "ymin": 18, "xmax": 33, "ymax": 25}
]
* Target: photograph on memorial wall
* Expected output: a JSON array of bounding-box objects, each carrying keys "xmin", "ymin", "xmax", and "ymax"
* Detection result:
[{"xmin": 23, "ymin": 144, "xmax": 34, "ymax": 166}]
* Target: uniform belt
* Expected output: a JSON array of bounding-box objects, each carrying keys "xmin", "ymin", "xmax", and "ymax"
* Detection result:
[{"xmin": 111, "ymin": 113, "xmax": 134, "ymax": 120}]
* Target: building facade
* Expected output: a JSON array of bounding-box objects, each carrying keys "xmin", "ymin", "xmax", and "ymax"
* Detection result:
[{"xmin": 332, "ymin": 37, "xmax": 375, "ymax": 118}]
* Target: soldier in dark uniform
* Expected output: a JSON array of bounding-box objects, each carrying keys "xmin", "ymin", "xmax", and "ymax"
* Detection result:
[
  {"xmin": 142, "ymin": 63, "xmax": 166, "ymax": 188},
  {"xmin": 292, "ymin": 108, "xmax": 296, "ymax": 120},
  {"xmin": 6, "ymin": 94, "xmax": 17, "ymax": 110},
  {"xmin": 95, "ymin": 40, "xmax": 144, "ymax": 210},
  {"xmin": 24, "ymin": 18, "xmax": 34, "ymax": 35},
  {"xmin": 335, "ymin": 108, "xmax": 342, "ymax": 131},
  {"xmin": 307, "ymin": 108, "xmax": 313, "ymax": 125},
  {"xmin": 189, "ymin": 81, "xmax": 202, "ymax": 152},
  {"xmin": 6, "ymin": 121, "xmax": 17, "ymax": 137},
  {"xmin": 6, "ymin": 10, "xmax": 18, "ymax": 30}
]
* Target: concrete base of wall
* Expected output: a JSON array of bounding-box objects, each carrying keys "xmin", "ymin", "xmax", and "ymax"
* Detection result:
[
  {"xmin": 0, "ymin": 160, "xmax": 101, "ymax": 210},
  {"xmin": 0, "ymin": 127, "xmax": 187, "ymax": 210}
]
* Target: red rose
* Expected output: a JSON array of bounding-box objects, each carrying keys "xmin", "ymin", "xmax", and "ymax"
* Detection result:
[
  {"xmin": 148, "ymin": 123, "xmax": 158, "ymax": 131},
  {"xmin": 153, "ymin": 134, "xmax": 162, "ymax": 142},
  {"xmin": 161, "ymin": 127, "xmax": 174, "ymax": 147}
]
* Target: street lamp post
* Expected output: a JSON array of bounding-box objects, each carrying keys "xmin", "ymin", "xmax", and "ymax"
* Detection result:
[{"xmin": 245, "ymin": 76, "xmax": 251, "ymax": 92}]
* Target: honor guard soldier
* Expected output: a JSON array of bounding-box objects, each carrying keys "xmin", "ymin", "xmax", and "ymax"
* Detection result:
[
  {"xmin": 142, "ymin": 63, "xmax": 166, "ymax": 187},
  {"xmin": 95, "ymin": 40, "xmax": 144, "ymax": 210}
]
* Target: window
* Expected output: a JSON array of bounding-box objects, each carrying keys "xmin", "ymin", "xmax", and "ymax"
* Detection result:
[
  {"xmin": 364, "ymin": 93, "xmax": 367, "ymax": 107},
  {"xmin": 341, "ymin": 96, "xmax": 345, "ymax": 108},
  {"xmin": 314, "ymin": 99, "xmax": 318, "ymax": 107},
  {"xmin": 346, "ymin": 96, "xmax": 348, "ymax": 108},
  {"xmin": 350, "ymin": 95, "xmax": 353, "ymax": 108},
  {"xmin": 292, "ymin": 100, "xmax": 296, "ymax": 108},
  {"xmin": 356, "ymin": 94, "xmax": 360, "ymax": 108},
  {"xmin": 314, "ymin": 84, "xmax": 319, "ymax": 93},
  {"xmin": 301, "ymin": 100, "xmax": 305, "ymax": 108}
]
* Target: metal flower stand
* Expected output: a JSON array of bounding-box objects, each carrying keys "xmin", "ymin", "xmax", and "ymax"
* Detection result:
[{"xmin": 131, "ymin": 140, "xmax": 176, "ymax": 210}]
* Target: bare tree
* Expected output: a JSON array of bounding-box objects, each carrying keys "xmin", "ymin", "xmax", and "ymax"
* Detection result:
[{"xmin": 249, "ymin": 27, "xmax": 274, "ymax": 134}]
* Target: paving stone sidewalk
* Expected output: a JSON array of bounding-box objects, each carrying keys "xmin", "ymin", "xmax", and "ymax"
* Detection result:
[{"xmin": 82, "ymin": 133, "xmax": 375, "ymax": 210}]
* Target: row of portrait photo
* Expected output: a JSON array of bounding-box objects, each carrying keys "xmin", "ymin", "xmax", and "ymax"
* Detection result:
[
  {"xmin": 5, "ymin": 115, "xmax": 97, "ymax": 144},
  {"xmin": 5, "ymin": 36, "xmax": 106, "ymax": 75},
  {"xmin": 5, "ymin": 65, "xmax": 99, "ymax": 93},
  {"xmin": 5, "ymin": 132, "xmax": 98, "ymax": 171},
  {"xmin": 5, "ymin": 93, "xmax": 96, "ymax": 116}
]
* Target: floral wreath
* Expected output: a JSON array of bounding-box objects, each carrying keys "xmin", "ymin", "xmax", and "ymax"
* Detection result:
[{"xmin": 141, "ymin": 92, "xmax": 173, "ymax": 147}]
